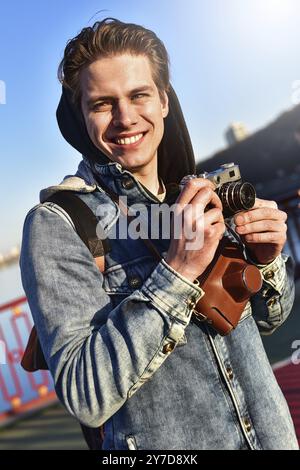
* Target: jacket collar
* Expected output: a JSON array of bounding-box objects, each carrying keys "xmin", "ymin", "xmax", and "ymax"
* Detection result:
[
  {"xmin": 40, "ymin": 157, "xmax": 178, "ymax": 206},
  {"xmin": 81, "ymin": 156, "xmax": 175, "ymax": 205}
]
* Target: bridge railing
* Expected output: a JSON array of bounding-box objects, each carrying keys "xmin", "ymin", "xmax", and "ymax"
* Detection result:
[{"xmin": 0, "ymin": 296, "xmax": 56, "ymax": 427}]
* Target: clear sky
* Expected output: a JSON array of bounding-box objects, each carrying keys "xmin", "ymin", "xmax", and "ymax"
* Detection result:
[{"xmin": 1, "ymin": 0, "xmax": 300, "ymax": 253}]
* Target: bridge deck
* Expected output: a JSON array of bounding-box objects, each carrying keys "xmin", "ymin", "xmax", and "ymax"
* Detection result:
[{"xmin": 0, "ymin": 402, "xmax": 87, "ymax": 450}]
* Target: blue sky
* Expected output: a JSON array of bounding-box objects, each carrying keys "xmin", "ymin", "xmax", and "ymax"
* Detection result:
[{"xmin": 1, "ymin": 0, "xmax": 300, "ymax": 253}]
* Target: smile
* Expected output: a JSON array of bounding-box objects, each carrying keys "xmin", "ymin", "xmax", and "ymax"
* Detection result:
[{"xmin": 113, "ymin": 132, "xmax": 145, "ymax": 146}]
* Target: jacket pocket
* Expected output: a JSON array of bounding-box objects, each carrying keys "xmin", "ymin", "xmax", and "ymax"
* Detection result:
[{"xmin": 102, "ymin": 255, "xmax": 156, "ymax": 295}]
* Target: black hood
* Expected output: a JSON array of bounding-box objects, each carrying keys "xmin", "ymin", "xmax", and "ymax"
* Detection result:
[{"xmin": 56, "ymin": 84, "xmax": 196, "ymax": 185}]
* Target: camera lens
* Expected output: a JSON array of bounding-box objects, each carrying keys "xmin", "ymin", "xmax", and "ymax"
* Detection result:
[
  {"xmin": 216, "ymin": 182, "xmax": 256, "ymax": 217},
  {"xmin": 239, "ymin": 182, "xmax": 256, "ymax": 209}
]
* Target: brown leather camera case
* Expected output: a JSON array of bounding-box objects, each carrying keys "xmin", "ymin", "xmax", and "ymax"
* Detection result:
[{"xmin": 194, "ymin": 238, "xmax": 263, "ymax": 336}]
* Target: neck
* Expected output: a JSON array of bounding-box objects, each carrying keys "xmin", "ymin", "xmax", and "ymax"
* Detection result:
[
  {"xmin": 129, "ymin": 158, "xmax": 162, "ymax": 196},
  {"xmin": 135, "ymin": 173, "xmax": 162, "ymax": 195}
]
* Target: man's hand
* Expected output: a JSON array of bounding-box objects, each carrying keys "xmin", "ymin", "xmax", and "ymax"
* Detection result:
[
  {"xmin": 165, "ymin": 178, "xmax": 225, "ymax": 282},
  {"xmin": 234, "ymin": 198, "xmax": 287, "ymax": 265}
]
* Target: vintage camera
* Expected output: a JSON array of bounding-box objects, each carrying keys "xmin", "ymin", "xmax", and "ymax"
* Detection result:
[{"xmin": 180, "ymin": 163, "xmax": 256, "ymax": 218}]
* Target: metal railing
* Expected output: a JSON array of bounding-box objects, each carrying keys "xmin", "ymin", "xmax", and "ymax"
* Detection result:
[{"xmin": 0, "ymin": 297, "xmax": 56, "ymax": 426}]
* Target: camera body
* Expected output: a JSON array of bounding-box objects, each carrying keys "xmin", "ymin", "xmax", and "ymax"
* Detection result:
[{"xmin": 180, "ymin": 163, "xmax": 256, "ymax": 218}]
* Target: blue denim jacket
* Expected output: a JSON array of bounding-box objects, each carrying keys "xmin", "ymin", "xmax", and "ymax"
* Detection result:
[{"xmin": 20, "ymin": 158, "xmax": 299, "ymax": 450}]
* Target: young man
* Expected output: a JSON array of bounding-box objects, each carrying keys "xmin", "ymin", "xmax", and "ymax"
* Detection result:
[{"xmin": 20, "ymin": 18, "xmax": 298, "ymax": 450}]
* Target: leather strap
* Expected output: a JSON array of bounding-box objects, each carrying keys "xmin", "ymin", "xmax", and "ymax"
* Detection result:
[{"xmin": 45, "ymin": 191, "xmax": 110, "ymax": 270}]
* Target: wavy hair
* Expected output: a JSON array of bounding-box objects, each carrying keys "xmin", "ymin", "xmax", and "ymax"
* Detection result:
[{"xmin": 58, "ymin": 17, "xmax": 170, "ymax": 107}]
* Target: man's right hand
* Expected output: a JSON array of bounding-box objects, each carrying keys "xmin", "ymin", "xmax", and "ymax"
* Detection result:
[{"xmin": 165, "ymin": 178, "xmax": 226, "ymax": 283}]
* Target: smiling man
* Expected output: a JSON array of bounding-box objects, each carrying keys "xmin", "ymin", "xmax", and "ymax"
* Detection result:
[
  {"xmin": 20, "ymin": 18, "xmax": 298, "ymax": 450},
  {"xmin": 80, "ymin": 54, "xmax": 169, "ymax": 195}
]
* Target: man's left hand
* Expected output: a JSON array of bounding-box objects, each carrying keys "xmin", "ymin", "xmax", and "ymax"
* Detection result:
[{"xmin": 234, "ymin": 198, "xmax": 287, "ymax": 265}]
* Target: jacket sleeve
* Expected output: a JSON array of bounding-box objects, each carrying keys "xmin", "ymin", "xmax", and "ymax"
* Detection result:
[
  {"xmin": 249, "ymin": 253, "xmax": 295, "ymax": 335},
  {"xmin": 20, "ymin": 204, "xmax": 204, "ymax": 427}
]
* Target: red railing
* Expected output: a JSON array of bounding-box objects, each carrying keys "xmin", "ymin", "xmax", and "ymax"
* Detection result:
[{"xmin": 0, "ymin": 296, "xmax": 56, "ymax": 426}]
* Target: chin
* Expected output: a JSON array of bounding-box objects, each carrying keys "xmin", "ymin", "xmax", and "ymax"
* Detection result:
[{"xmin": 115, "ymin": 155, "xmax": 152, "ymax": 171}]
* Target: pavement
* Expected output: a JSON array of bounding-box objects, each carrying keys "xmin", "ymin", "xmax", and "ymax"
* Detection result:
[{"xmin": 0, "ymin": 401, "xmax": 87, "ymax": 450}]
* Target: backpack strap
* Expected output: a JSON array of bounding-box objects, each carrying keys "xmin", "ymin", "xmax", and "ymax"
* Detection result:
[
  {"xmin": 22, "ymin": 190, "xmax": 109, "ymax": 450},
  {"xmin": 22, "ymin": 190, "xmax": 110, "ymax": 373},
  {"xmin": 45, "ymin": 190, "xmax": 110, "ymax": 272}
]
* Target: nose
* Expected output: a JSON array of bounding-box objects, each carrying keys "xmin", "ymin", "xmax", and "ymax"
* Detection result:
[{"xmin": 112, "ymin": 99, "xmax": 138, "ymax": 128}]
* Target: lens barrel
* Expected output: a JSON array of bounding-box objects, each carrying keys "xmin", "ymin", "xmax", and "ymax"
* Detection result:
[{"xmin": 216, "ymin": 181, "xmax": 256, "ymax": 217}]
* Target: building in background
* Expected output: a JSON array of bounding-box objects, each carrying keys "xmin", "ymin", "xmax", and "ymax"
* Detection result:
[{"xmin": 225, "ymin": 122, "xmax": 249, "ymax": 146}]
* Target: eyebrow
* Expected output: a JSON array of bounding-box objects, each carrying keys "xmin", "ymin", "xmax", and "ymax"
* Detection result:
[{"xmin": 86, "ymin": 86, "xmax": 154, "ymax": 107}]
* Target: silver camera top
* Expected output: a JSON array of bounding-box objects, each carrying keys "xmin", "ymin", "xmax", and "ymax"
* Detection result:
[
  {"xmin": 179, "ymin": 163, "xmax": 241, "ymax": 190},
  {"xmin": 198, "ymin": 163, "xmax": 241, "ymax": 189}
]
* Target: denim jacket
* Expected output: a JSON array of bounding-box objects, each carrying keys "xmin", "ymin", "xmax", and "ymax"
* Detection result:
[{"xmin": 20, "ymin": 158, "xmax": 298, "ymax": 450}]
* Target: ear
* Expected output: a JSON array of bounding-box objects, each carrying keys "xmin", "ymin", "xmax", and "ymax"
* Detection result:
[{"xmin": 161, "ymin": 90, "xmax": 169, "ymax": 118}]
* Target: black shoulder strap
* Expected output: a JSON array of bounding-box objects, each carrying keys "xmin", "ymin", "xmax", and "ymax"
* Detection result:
[{"xmin": 44, "ymin": 190, "xmax": 110, "ymax": 258}]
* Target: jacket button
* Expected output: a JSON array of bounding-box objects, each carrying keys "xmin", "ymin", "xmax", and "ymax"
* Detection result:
[
  {"xmin": 186, "ymin": 298, "xmax": 197, "ymax": 310},
  {"xmin": 121, "ymin": 177, "xmax": 134, "ymax": 190},
  {"xmin": 226, "ymin": 366, "xmax": 234, "ymax": 380},
  {"xmin": 264, "ymin": 270, "xmax": 275, "ymax": 280},
  {"xmin": 128, "ymin": 275, "xmax": 142, "ymax": 289},
  {"xmin": 163, "ymin": 342, "xmax": 176, "ymax": 354},
  {"xmin": 243, "ymin": 417, "xmax": 252, "ymax": 432}
]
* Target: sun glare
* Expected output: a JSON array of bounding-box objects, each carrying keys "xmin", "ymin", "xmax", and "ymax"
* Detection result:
[{"xmin": 256, "ymin": 0, "xmax": 293, "ymax": 22}]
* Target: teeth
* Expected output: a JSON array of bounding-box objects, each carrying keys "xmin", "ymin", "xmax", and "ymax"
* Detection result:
[{"xmin": 115, "ymin": 133, "xmax": 143, "ymax": 145}]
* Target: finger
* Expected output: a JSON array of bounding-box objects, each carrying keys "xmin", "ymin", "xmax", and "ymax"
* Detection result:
[
  {"xmin": 204, "ymin": 207, "xmax": 224, "ymax": 225},
  {"xmin": 190, "ymin": 186, "xmax": 223, "ymax": 211},
  {"xmin": 236, "ymin": 220, "xmax": 287, "ymax": 235},
  {"xmin": 183, "ymin": 206, "xmax": 222, "ymax": 233},
  {"xmin": 252, "ymin": 198, "xmax": 278, "ymax": 210},
  {"xmin": 205, "ymin": 221, "xmax": 226, "ymax": 240},
  {"xmin": 183, "ymin": 207, "xmax": 224, "ymax": 245},
  {"xmin": 176, "ymin": 178, "xmax": 216, "ymax": 208},
  {"xmin": 234, "ymin": 208, "xmax": 287, "ymax": 225},
  {"xmin": 217, "ymin": 221, "xmax": 226, "ymax": 240},
  {"xmin": 241, "ymin": 232, "xmax": 287, "ymax": 244}
]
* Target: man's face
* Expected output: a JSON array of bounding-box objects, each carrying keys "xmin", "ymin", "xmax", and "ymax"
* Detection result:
[{"xmin": 80, "ymin": 54, "xmax": 169, "ymax": 173}]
